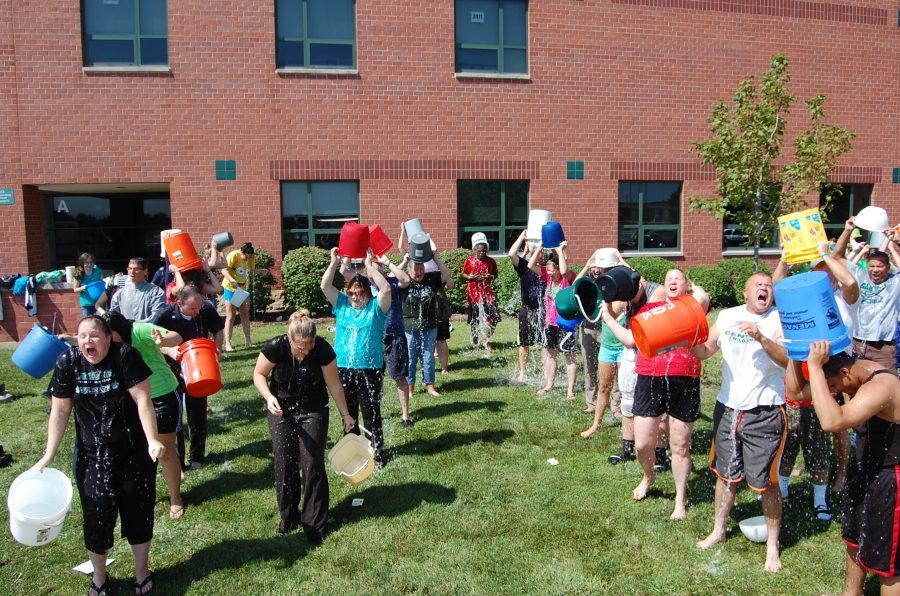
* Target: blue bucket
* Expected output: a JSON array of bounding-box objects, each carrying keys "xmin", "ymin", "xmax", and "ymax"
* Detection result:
[
  {"xmin": 11, "ymin": 324, "xmax": 70, "ymax": 378},
  {"xmin": 773, "ymin": 271, "xmax": 851, "ymax": 360},
  {"xmin": 556, "ymin": 314, "xmax": 582, "ymax": 333},
  {"xmin": 83, "ymin": 281, "xmax": 106, "ymax": 303},
  {"xmin": 541, "ymin": 221, "xmax": 565, "ymax": 249}
]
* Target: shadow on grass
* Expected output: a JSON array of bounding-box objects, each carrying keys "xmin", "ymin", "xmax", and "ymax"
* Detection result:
[
  {"xmin": 413, "ymin": 399, "xmax": 505, "ymax": 420},
  {"xmin": 437, "ymin": 378, "xmax": 503, "ymax": 392},
  {"xmin": 158, "ymin": 481, "xmax": 457, "ymax": 594},
  {"xmin": 392, "ymin": 429, "xmax": 514, "ymax": 458}
]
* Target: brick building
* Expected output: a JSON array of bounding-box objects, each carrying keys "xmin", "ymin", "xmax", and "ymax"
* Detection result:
[{"xmin": 0, "ymin": 1, "xmax": 898, "ymax": 340}]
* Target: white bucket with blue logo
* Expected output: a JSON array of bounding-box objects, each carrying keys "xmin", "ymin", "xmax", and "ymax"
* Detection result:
[{"xmin": 774, "ymin": 271, "xmax": 851, "ymax": 360}]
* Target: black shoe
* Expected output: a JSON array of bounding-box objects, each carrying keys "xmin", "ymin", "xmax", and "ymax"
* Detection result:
[
  {"xmin": 653, "ymin": 457, "xmax": 671, "ymax": 473},
  {"xmin": 608, "ymin": 450, "xmax": 636, "ymax": 465},
  {"xmin": 815, "ymin": 504, "xmax": 832, "ymax": 522},
  {"xmin": 0, "ymin": 446, "xmax": 12, "ymax": 468},
  {"xmin": 277, "ymin": 518, "xmax": 296, "ymax": 535},
  {"xmin": 401, "ymin": 418, "xmax": 414, "ymax": 428}
]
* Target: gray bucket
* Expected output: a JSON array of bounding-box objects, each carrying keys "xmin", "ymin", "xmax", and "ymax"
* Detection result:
[
  {"xmin": 408, "ymin": 232, "xmax": 434, "ymax": 263},
  {"xmin": 404, "ymin": 218, "xmax": 425, "ymax": 239},
  {"xmin": 212, "ymin": 232, "xmax": 234, "ymax": 250}
]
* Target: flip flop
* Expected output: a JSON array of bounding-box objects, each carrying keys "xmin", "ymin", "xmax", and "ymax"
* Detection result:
[
  {"xmin": 134, "ymin": 571, "xmax": 154, "ymax": 595},
  {"xmin": 169, "ymin": 505, "xmax": 185, "ymax": 520},
  {"xmin": 87, "ymin": 573, "xmax": 109, "ymax": 596}
]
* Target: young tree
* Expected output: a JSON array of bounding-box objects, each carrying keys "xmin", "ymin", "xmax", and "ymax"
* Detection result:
[{"xmin": 689, "ymin": 54, "xmax": 855, "ymax": 270}]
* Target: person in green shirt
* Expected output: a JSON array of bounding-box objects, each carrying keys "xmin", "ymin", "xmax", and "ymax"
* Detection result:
[{"xmin": 103, "ymin": 311, "xmax": 186, "ymax": 520}]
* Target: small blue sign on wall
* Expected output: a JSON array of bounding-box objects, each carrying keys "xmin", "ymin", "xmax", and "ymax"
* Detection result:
[{"xmin": 0, "ymin": 188, "xmax": 14, "ymax": 205}]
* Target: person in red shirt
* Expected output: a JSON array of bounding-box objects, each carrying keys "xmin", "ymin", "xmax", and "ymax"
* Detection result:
[{"xmin": 461, "ymin": 233, "xmax": 500, "ymax": 352}]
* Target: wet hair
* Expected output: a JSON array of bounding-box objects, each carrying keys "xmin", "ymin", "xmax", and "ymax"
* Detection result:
[
  {"xmin": 287, "ymin": 309, "xmax": 316, "ymax": 342},
  {"xmin": 128, "ymin": 257, "xmax": 148, "ymax": 271},
  {"xmin": 101, "ymin": 310, "xmax": 133, "ymax": 344},
  {"xmin": 822, "ymin": 351, "xmax": 858, "ymax": 377},
  {"xmin": 180, "ymin": 268, "xmax": 206, "ymax": 289},
  {"xmin": 74, "ymin": 253, "xmax": 95, "ymax": 281},
  {"xmin": 543, "ymin": 252, "xmax": 559, "ymax": 266},
  {"xmin": 78, "ymin": 315, "xmax": 111, "ymax": 337},
  {"xmin": 867, "ymin": 250, "xmax": 889, "ymax": 266},
  {"xmin": 175, "ymin": 284, "xmax": 203, "ymax": 303},
  {"xmin": 344, "ymin": 274, "xmax": 372, "ymax": 299},
  {"xmin": 240, "ymin": 242, "xmax": 255, "ymax": 256}
]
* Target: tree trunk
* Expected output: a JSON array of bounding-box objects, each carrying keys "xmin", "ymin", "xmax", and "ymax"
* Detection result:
[{"xmin": 753, "ymin": 188, "xmax": 762, "ymax": 272}]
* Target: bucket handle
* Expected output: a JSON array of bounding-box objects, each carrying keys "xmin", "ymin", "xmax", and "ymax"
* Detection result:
[{"xmin": 575, "ymin": 294, "xmax": 603, "ymax": 324}]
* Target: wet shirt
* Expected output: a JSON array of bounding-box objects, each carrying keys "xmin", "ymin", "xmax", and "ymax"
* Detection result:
[
  {"xmin": 540, "ymin": 268, "xmax": 575, "ymax": 326},
  {"xmin": 714, "ymin": 305, "xmax": 785, "ymax": 410},
  {"xmin": 382, "ymin": 277, "xmax": 405, "ymax": 336},
  {"xmin": 333, "ymin": 292, "xmax": 387, "ymax": 369},
  {"xmin": 130, "ymin": 322, "xmax": 180, "ymax": 399},
  {"xmin": 634, "ymin": 301, "xmax": 702, "ymax": 378},
  {"xmin": 77, "ymin": 266, "xmax": 103, "ymax": 307},
  {"xmin": 223, "ymin": 250, "xmax": 256, "ymax": 291},
  {"xmin": 401, "ymin": 272, "xmax": 444, "ymax": 332},
  {"xmin": 109, "ymin": 282, "xmax": 166, "ymax": 322},
  {"xmin": 49, "ymin": 343, "xmax": 152, "ymax": 454},
  {"xmin": 850, "ymin": 267, "xmax": 900, "ymax": 341},
  {"xmin": 513, "ymin": 258, "xmax": 544, "ymax": 310},
  {"xmin": 261, "ymin": 335, "xmax": 335, "ymax": 413},
  {"xmin": 462, "ymin": 255, "xmax": 498, "ymax": 304},
  {"xmin": 151, "ymin": 302, "xmax": 224, "ymax": 342}
]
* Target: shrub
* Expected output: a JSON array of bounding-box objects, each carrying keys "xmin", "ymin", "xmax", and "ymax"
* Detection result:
[
  {"xmin": 437, "ymin": 248, "xmax": 471, "ymax": 313},
  {"xmin": 625, "ymin": 256, "xmax": 676, "ymax": 284},
  {"xmin": 281, "ymin": 247, "xmax": 344, "ymax": 317},
  {"xmin": 249, "ymin": 248, "xmax": 276, "ymax": 315},
  {"xmin": 686, "ymin": 264, "xmax": 732, "ymax": 308},
  {"xmin": 717, "ymin": 258, "xmax": 771, "ymax": 304}
]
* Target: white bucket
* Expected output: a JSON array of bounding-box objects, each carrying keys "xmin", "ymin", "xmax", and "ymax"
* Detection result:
[
  {"xmin": 328, "ymin": 430, "xmax": 375, "ymax": 485},
  {"xmin": 64, "ymin": 266, "xmax": 76, "ymax": 283},
  {"xmin": 7, "ymin": 468, "xmax": 73, "ymax": 547},
  {"xmin": 160, "ymin": 228, "xmax": 182, "ymax": 258},
  {"xmin": 526, "ymin": 210, "xmax": 551, "ymax": 242},
  {"xmin": 738, "ymin": 515, "xmax": 768, "ymax": 543},
  {"xmin": 403, "ymin": 218, "xmax": 425, "ymax": 239},
  {"xmin": 228, "ymin": 287, "xmax": 250, "ymax": 307}
]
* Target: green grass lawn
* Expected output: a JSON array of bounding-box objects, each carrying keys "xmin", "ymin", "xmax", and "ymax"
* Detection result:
[{"xmin": 0, "ymin": 318, "xmax": 862, "ymax": 594}]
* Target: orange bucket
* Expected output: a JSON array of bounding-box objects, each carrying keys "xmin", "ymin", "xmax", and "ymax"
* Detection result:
[
  {"xmin": 631, "ymin": 295, "xmax": 709, "ymax": 359},
  {"xmin": 177, "ymin": 338, "xmax": 222, "ymax": 397},
  {"xmin": 163, "ymin": 232, "xmax": 203, "ymax": 272}
]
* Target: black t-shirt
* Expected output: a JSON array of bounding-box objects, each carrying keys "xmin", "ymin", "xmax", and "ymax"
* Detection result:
[
  {"xmin": 49, "ymin": 343, "xmax": 152, "ymax": 455},
  {"xmin": 401, "ymin": 271, "xmax": 444, "ymax": 332},
  {"xmin": 151, "ymin": 302, "xmax": 225, "ymax": 341},
  {"xmin": 514, "ymin": 258, "xmax": 544, "ymax": 310},
  {"xmin": 260, "ymin": 335, "xmax": 336, "ymax": 414}
]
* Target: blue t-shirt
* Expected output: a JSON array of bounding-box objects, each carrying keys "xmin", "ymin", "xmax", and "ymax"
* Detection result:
[
  {"xmin": 333, "ymin": 291, "xmax": 388, "ymax": 369},
  {"xmin": 382, "ymin": 277, "xmax": 405, "ymax": 336},
  {"xmin": 78, "ymin": 266, "xmax": 104, "ymax": 307}
]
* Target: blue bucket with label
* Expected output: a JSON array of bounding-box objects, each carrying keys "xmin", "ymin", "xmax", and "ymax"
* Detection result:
[
  {"xmin": 773, "ymin": 271, "xmax": 851, "ymax": 360},
  {"xmin": 541, "ymin": 221, "xmax": 565, "ymax": 249},
  {"xmin": 11, "ymin": 324, "xmax": 70, "ymax": 378},
  {"xmin": 556, "ymin": 314, "xmax": 582, "ymax": 333}
]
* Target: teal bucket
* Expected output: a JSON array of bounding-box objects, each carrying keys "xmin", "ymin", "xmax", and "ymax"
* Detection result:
[
  {"xmin": 11, "ymin": 324, "xmax": 70, "ymax": 378},
  {"xmin": 83, "ymin": 281, "xmax": 106, "ymax": 303},
  {"xmin": 773, "ymin": 271, "xmax": 851, "ymax": 360}
]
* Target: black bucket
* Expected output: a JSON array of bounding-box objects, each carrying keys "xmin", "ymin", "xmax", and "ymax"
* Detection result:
[{"xmin": 596, "ymin": 266, "xmax": 641, "ymax": 302}]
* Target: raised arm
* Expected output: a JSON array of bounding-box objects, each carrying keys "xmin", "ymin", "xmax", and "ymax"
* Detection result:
[
  {"xmin": 527, "ymin": 242, "xmax": 543, "ymax": 275},
  {"xmin": 575, "ymin": 251, "xmax": 594, "ymax": 281},
  {"xmin": 772, "ymin": 251, "xmax": 789, "ymax": 284},
  {"xmin": 397, "ymin": 254, "xmax": 412, "ymax": 289},
  {"xmin": 832, "ymin": 217, "xmax": 856, "ymax": 260},
  {"xmin": 379, "ymin": 254, "xmax": 411, "ymax": 287},
  {"xmin": 508, "ymin": 229, "xmax": 527, "ymax": 267},
  {"xmin": 320, "ymin": 247, "xmax": 341, "ymax": 307},
  {"xmin": 433, "ymin": 248, "xmax": 454, "ymax": 289},
  {"xmin": 817, "ymin": 243, "xmax": 859, "ymax": 305},
  {"xmin": 557, "ymin": 242, "xmax": 568, "ymax": 276},
  {"xmin": 365, "ymin": 252, "xmax": 392, "ymax": 314}
]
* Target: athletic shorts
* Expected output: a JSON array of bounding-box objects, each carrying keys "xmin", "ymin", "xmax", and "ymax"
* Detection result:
[
  {"xmin": 599, "ymin": 344, "xmax": 624, "ymax": 364},
  {"xmin": 781, "ymin": 404, "xmax": 831, "ymax": 473},
  {"xmin": 436, "ymin": 321, "xmax": 451, "ymax": 341},
  {"xmin": 632, "ymin": 374, "xmax": 701, "ymax": 423},
  {"xmin": 223, "ymin": 288, "xmax": 234, "ymax": 302},
  {"xmin": 467, "ymin": 302, "xmax": 500, "ymax": 330},
  {"xmin": 618, "ymin": 348, "xmax": 637, "ymax": 417},
  {"xmin": 383, "ymin": 333, "xmax": 409, "ymax": 381},
  {"xmin": 843, "ymin": 464, "xmax": 900, "ymax": 577},
  {"xmin": 75, "ymin": 450, "xmax": 156, "ymax": 553},
  {"xmin": 518, "ymin": 306, "xmax": 541, "ymax": 347},
  {"xmin": 542, "ymin": 325, "xmax": 578, "ymax": 353},
  {"xmin": 709, "ymin": 401, "xmax": 787, "ymax": 491},
  {"xmin": 152, "ymin": 391, "xmax": 180, "ymax": 434}
]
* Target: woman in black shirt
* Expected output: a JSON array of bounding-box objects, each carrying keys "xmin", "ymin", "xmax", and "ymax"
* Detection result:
[
  {"xmin": 32, "ymin": 316, "xmax": 164, "ymax": 596},
  {"xmin": 253, "ymin": 309, "xmax": 355, "ymax": 542}
]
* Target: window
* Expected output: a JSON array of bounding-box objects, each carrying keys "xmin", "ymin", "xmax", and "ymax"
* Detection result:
[
  {"xmin": 820, "ymin": 184, "xmax": 872, "ymax": 238},
  {"xmin": 82, "ymin": 0, "xmax": 168, "ymax": 66},
  {"xmin": 618, "ymin": 181, "xmax": 681, "ymax": 252},
  {"xmin": 457, "ymin": 180, "xmax": 528, "ymax": 253},
  {"xmin": 721, "ymin": 203, "xmax": 779, "ymax": 252},
  {"xmin": 276, "ymin": 0, "xmax": 356, "ymax": 69},
  {"xmin": 281, "ymin": 181, "xmax": 360, "ymax": 253},
  {"xmin": 455, "ymin": 0, "xmax": 527, "ymax": 74},
  {"xmin": 47, "ymin": 192, "xmax": 171, "ymax": 268}
]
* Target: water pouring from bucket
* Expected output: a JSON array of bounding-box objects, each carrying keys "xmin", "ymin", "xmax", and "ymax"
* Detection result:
[
  {"xmin": 630, "ymin": 295, "xmax": 710, "ymax": 358},
  {"xmin": 12, "ymin": 324, "xmax": 70, "ymax": 379},
  {"xmin": 338, "ymin": 222, "xmax": 370, "ymax": 260},
  {"xmin": 773, "ymin": 271, "xmax": 851, "ymax": 360}
]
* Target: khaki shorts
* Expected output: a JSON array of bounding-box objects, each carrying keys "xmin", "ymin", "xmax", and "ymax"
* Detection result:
[{"xmin": 617, "ymin": 348, "xmax": 637, "ymax": 418}]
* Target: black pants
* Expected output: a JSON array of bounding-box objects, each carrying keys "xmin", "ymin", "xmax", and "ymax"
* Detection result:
[
  {"xmin": 338, "ymin": 367, "xmax": 385, "ymax": 466},
  {"xmin": 179, "ymin": 393, "xmax": 208, "ymax": 466},
  {"xmin": 267, "ymin": 409, "xmax": 329, "ymax": 541}
]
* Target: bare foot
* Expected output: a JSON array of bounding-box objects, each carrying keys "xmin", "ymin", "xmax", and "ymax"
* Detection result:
[
  {"xmin": 537, "ymin": 386, "xmax": 552, "ymax": 396},
  {"xmin": 426, "ymin": 385, "xmax": 442, "ymax": 397},
  {"xmin": 566, "ymin": 394, "xmax": 576, "ymax": 401},
  {"xmin": 764, "ymin": 544, "xmax": 782, "ymax": 572},
  {"xmin": 223, "ymin": 344, "xmax": 235, "ymax": 353},
  {"xmin": 515, "ymin": 373, "xmax": 526, "ymax": 383},
  {"xmin": 170, "ymin": 503, "xmax": 185, "ymax": 520},
  {"xmin": 580, "ymin": 425, "xmax": 599, "ymax": 439},
  {"xmin": 670, "ymin": 503, "xmax": 687, "ymax": 521},
  {"xmin": 633, "ymin": 474, "xmax": 655, "ymax": 501},
  {"xmin": 696, "ymin": 530, "xmax": 726, "ymax": 550}
]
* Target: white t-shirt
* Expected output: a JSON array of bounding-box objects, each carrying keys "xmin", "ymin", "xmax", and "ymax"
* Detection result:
[
  {"xmin": 834, "ymin": 288, "xmax": 857, "ymax": 331},
  {"xmin": 851, "ymin": 265, "xmax": 900, "ymax": 341},
  {"xmin": 715, "ymin": 305, "xmax": 786, "ymax": 410}
]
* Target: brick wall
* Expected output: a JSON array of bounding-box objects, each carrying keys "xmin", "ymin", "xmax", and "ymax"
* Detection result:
[
  {"xmin": 0, "ymin": 0, "xmax": 895, "ymax": 273},
  {"xmin": 0, "ymin": 289, "xmax": 83, "ymax": 343}
]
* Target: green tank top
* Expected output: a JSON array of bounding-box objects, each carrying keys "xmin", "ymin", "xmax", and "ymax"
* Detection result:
[{"xmin": 600, "ymin": 313, "xmax": 626, "ymax": 349}]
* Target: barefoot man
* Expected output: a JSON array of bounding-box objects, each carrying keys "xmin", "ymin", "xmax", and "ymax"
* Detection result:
[{"xmin": 692, "ymin": 273, "xmax": 787, "ymax": 572}]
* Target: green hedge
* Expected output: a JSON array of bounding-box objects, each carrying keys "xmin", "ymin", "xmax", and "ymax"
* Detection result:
[
  {"xmin": 717, "ymin": 258, "xmax": 771, "ymax": 305},
  {"xmin": 250, "ymin": 248, "xmax": 276, "ymax": 315},
  {"xmin": 685, "ymin": 264, "xmax": 732, "ymax": 307},
  {"xmin": 625, "ymin": 256, "xmax": 675, "ymax": 284},
  {"xmin": 281, "ymin": 247, "xmax": 344, "ymax": 317}
]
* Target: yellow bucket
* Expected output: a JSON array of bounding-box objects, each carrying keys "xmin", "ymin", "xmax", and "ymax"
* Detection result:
[{"xmin": 778, "ymin": 208, "xmax": 827, "ymax": 265}]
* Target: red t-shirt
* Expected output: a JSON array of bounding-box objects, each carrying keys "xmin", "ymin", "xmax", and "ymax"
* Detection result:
[
  {"xmin": 462, "ymin": 255, "xmax": 498, "ymax": 304},
  {"xmin": 634, "ymin": 301, "xmax": 702, "ymax": 378}
]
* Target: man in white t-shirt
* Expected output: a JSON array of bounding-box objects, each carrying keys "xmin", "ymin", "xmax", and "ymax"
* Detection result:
[{"xmin": 690, "ymin": 273, "xmax": 788, "ymax": 572}]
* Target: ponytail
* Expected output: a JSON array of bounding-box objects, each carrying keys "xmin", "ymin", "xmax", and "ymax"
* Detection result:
[{"xmin": 287, "ymin": 308, "xmax": 316, "ymax": 342}]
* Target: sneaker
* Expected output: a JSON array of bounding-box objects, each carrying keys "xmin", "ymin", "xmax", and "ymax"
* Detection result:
[
  {"xmin": 608, "ymin": 450, "xmax": 636, "ymax": 465},
  {"xmin": 815, "ymin": 504, "xmax": 832, "ymax": 522},
  {"xmin": 401, "ymin": 418, "xmax": 414, "ymax": 427},
  {"xmin": 653, "ymin": 450, "xmax": 671, "ymax": 473},
  {"xmin": 0, "ymin": 392, "xmax": 15, "ymax": 403}
]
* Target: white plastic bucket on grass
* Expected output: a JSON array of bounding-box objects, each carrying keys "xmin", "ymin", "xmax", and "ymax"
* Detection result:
[
  {"xmin": 7, "ymin": 468, "xmax": 73, "ymax": 547},
  {"xmin": 739, "ymin": 516, "xmax": 767, "ymax": 543},
  {"xmin": 228, "ymin": 287, "xmax": 250, "ymax": 307},
  {"xmin": 328, "ymin": 427, "xmax": 375, "ymax": 485}
]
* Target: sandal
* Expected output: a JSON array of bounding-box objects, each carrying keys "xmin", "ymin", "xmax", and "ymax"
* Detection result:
[
  {"xmin": 134, "ymin": 571, "xmax": 154, "ymax": 595},
  {"xmin": 169, "ymin": 504, "xmax": 185, "ymax": 520},
  {"xmin": 87, "ymin": 574, "xmax": 109, "ymax": 596}
]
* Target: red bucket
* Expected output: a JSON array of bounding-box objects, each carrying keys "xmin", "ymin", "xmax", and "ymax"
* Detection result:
[
  {"xmin": 631, "ymin": 295, "xmax": 709, "ymax": 359},
  {"xmin": 177, "ymin": 338, "xmax": 222, "ymax": 397},
  {"xmin": 163, "ymin": 232, "xmax": 203, "ymax": 273},
  {"xmin": 368, "ymin": 225, "xmax": 393, "ymax": 257},
  {"xmin": 338, "ymin": 222, "xmax": 369, "ymax": 259}
]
